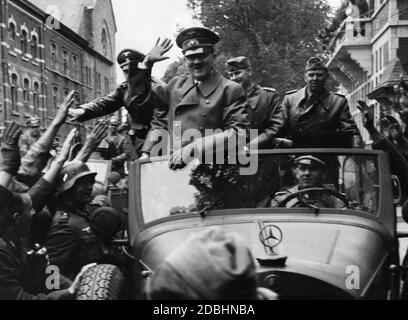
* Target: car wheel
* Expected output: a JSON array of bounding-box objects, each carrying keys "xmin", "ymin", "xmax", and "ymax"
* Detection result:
[{"xmin": 76, "ymin": 264, "xmax": 125, "ymax": 300}]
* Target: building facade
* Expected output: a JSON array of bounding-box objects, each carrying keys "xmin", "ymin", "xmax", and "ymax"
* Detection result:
[
  {"xmin": 326, "ymin": 0, "xmax": 408, "ymax": 143},
  {"xmin": 0, "ymin": 0, "xmax": 117, "ymax": 137}
]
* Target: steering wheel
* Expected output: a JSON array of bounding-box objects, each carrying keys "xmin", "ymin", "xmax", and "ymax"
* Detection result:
[{"xmin": 277, "ymin": 187, "xmax": 350, "ymax": 208}]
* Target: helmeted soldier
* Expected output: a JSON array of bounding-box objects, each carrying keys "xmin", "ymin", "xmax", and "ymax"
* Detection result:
[
  {"xmin": 226, "ymin": 56, "xmax": 284, "ymax": 149},
  {"xmin": 280, "ymin": 57, "xmax": 359, "ymax": 148},
  {"xmin": 45, "ymin": 161, "xmax": 105, "ymax": 280},
  {"xmin": 133, "ymin": 27, "xmax": 250, "ymax": 169},
  {"xmin": 270, "ymin": 155, "xmax": 346, "ymax": 208},
  {"xmin": 19, "ymin": 117, "xmax": 41, "ymax": 156}
]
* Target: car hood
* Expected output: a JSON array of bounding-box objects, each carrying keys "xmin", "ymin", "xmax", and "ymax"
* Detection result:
[{"xmin": 135, "ymin": 213, "xmax": 393, "ymax": 299}]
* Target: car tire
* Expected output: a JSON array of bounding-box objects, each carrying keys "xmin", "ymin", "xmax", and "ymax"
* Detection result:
[{"xmin": 76, "ymin": 264, "xmax": 125, "ymax": 300}]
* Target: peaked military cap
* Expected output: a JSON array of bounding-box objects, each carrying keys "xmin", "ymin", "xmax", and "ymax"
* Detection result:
[
  {"xmin": 117, "ymin": 49, "xmax": 145, "ymax": 68},
  {"xmin": 226, "ymin": 56, "xmax": 251, "ymax": 72},
  {"xmin": 176, "ymin": 27, "xmax": 220, "ymax": 57},
  {"xmin": 294, "ymin": 155, "xmax": 326, "ymax": 168},
  {"xmin": 305, "ymin": 57, "xmax": 328, "ymax": 72}
]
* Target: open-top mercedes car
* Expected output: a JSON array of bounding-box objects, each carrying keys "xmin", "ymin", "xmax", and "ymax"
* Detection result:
[{"xmin": 77, "ymin": 148, "xmax": 408, "ymax": 300}]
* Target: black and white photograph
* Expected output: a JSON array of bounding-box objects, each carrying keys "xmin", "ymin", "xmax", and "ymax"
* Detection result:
[{"xmin": 0, "ymin": 0, "xmax": 408, "ymax": 307}]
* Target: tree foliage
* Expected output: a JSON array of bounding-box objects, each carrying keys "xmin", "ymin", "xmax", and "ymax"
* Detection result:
[{"xmin": 163, "ymin": 0, "xmax": 333, "ymax": 93}]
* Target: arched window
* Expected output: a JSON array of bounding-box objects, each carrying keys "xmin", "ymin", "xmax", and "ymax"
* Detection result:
[
  {"xmin": 21, "ymin": 29, "xmax": 28, "ymax": 54},
  {"xmin": 101, "ymin": 29, "xmax": 107, "ymax": 56},
  {"xmin": 31, "ymin": 35, "xmax": 38, "ymax": 59},
  {"xmin": 33, "ymin": 82, "xmax": 40, "ymax": 112},
  {"xmin": 23, "ymin": 78, "xmax": 30, "ymax": 104},
  {"xmin": 8, "ymin": 22, "xmax": 16, "ymax": 41},
  {"xmin": 10, "ymin": 74, "xmax": 18, "ymax": 111}
]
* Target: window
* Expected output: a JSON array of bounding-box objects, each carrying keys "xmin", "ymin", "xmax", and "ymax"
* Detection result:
[
  {"xmin": 383, "ymin": 41, "xmax": 389, "ymax": 66},
  {"xmin": 52, "ymin": 85, "xmax": 59, "ymax": 116},
  {"xmin": 96, "ymin": 72, "xmax": 101, "ymax": 91},
  {"xmin": 62, "ymin": 49, "xmax": 68, "ymax": 75},
  {"xmin": 379, "ymin": 47, "xmax": 383, "ymax": 70},
  {"xmin": 375, "ymin": 50, "xmax": 378, "ymax": 73},
  {"xmin": 31, "ymin": 35, "xmax": 38, "ymax": 59},
  {"xmin": 21, "ymin": 29, "xmax": 28, "ymax": 55},
  {"xmin": 72, "ymin": 55, "xmax": 78, "ymax": 79},
  {"xmin": 101, "ymin": 29, "xmax": 107, "ymax": 56},
  {"xmin": 23, "ymin": 78, "xmax": 30, "ymax": 103},
  {"xmin": 8, "ymin": 22, "xmax": 16, "ymax": 41},
  {"xmin": 104, "ymin": 77, "xmax": 110, "ymax": 93},
  {"xmin": 33, "ymin": 82, "xmax": 40, "ymax": 112},
  {"xmin": 63, "ymin": 88, "xmax": 69, "ymax": 98},
  {"xmin": 10, "ymin": 74, "xmax": 18, "ymax": 111},
  {"xmin": 51, "ymin": 42, "xmax": 57, "ymax": 69}
]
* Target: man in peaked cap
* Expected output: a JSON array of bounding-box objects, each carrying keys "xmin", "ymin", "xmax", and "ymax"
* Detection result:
[
  {"xmin": 19, "ymin": 117, "xmax": 41, "ymax": 157},
  {"xmin": 270, "ymin": 155, "xmax": 346, "ymax": 208},
  {"xmin": 68, "ymin": 48, "xmax": 164, "ymax": 158},
  {"xmin": 280, "ymin": 57, "xmax": 359, "ymax": 148},
  {"xmin": 226, "ymin": 56, "xmax": 284, "ymax": 149},
  {"xmin": 132, "ymin": 27, "xmax": 249, "ymax": 169}
]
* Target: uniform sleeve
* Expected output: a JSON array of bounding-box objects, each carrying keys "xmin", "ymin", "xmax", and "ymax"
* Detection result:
[
  {"xmin": 76, "ymin": 87, "xmax": 124, "ymax": 122},
  {"xmin": 249, "ymin": 92, "xmax": 284, "ymax": 149},
  {"xmin": 278, "ymin": 95, "xmax": 291, "ymax": 139},
  {"xmin": 45, "ymin": 222, "xmax": 77, "ymax": 279},
  {"xmin": 19, "ymin": 141, "xmax": 51, "ymax": 178},
  {"xmin": 0, "ymin": 247, "xmax": 73, "ymax": 300},
  {"xmin": 338, "ymin": 99, "xmax": 359, "ymax": 134},
  {"xmin": 27, "ymin": 178, "xmax": 54, "ymax": 213},
  {"xmin": 223, "ymin": 84, "xmax": 250, "ymax": 133}
]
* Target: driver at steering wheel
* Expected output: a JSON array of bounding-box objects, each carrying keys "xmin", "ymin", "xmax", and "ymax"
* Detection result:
[{"xmin": 271, "ymin": 155, "xmax": 344, "ymax": 208}]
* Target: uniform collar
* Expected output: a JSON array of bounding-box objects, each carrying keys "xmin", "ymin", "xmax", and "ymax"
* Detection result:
[
  {"xmin": 296, "ymin": 86, "xmax": 331, "ymax": 110},
  {"xmin": 180, "ymin": 70, "xmax": 223, "ymax": 98}
]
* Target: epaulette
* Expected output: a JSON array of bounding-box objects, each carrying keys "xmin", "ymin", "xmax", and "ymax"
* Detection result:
[
  {"xmin": 262, "ymin": 87, "xmax": 277, "ymax": 93},
  {"xmin": 56, "ymin": 212, "xmax": 70, "ymax": 223},
  {"xmin": 285, "ymin": 89, "xmax": 298, "ymax": 95}
]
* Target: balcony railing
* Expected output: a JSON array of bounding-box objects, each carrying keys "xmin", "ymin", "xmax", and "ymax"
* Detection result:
[{"xmin": 329, "ymin": 18, "xmax": 372, "ymax": 53}]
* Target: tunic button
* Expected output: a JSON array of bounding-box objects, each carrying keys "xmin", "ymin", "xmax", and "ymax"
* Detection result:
[
  {"xmin": 205, "ymin": 100, "xmax": 210, "ymax": 104},
  {"xmin": 202, "ymin": 113, "xmax": 207, "ymax": 117}
]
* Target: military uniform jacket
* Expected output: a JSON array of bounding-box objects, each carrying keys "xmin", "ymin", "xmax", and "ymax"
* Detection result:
[
  {"xmin": 246, "ymin": 83, "xmax": 283, "ymax": 148},
  {"xmin": 0, "ymin": 233, "xmax": 73, "ymax": 300},
  {"xmin": 281, "ymin": 86, "xmax": 358, "ymax": 147},
  {"xmin": 76, "ymin": 80, "xmax": 161, "ymax": 138},
  {"xmin": 140, "ymin": 71, "xmax": 250, "ymax": 153},
  {"xmin": 45, "ymin": 208, "xmax": 104, "ymax": 280}
]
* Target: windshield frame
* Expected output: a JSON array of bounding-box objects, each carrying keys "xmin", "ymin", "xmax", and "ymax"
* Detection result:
[{"xmin": 129, "ymin": 148, "xmax": 392, "ymax": 231}]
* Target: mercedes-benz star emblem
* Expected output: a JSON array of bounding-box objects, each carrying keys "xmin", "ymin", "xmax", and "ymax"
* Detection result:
[{"xmin": 259, "ymin": 225, "xmax": 283, "ymax": 250}]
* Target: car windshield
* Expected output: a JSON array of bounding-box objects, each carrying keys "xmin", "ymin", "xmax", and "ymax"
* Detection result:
[{"xmin": 139, "ymin": 153, "xmax": 379, "ymax": 224}]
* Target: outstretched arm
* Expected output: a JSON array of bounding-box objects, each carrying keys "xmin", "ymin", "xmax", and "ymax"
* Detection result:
[
  {"xmin": 72, "ymin": 122, "xmax": 109, "ymax": 163},
  {"xmin": 0, "ymin": 121, "xmax": 23, "ymax": 189}
]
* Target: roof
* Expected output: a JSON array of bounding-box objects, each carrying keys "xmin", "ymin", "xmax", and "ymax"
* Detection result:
[{"xmin": 28, "ymin": 0, "xmax": 117, "ymax": 36}]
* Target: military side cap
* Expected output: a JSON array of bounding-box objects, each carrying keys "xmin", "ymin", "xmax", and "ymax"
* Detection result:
[
  {"xmin": 226, "ymin": 56, "xmax": 251, "ymax": 72},
  {"xmin": 27, "ymin": 117, "xmax": 40, "ymax": 127},
  {"xmin": 294, "ymin": 155, "xmax": 326, "ymax": 168},
  {"xmin": 117, "ymin": 49, "xmax": 145, "ymax": 68},
  {"xmin": 176, "ymin": 27, "xmax": 219, "ymax": 57},
  {"xmin": 305, "ymin": 57, "xmax": 327, "ymax": 72},
  {"xmin": 57, "ymin": 161, "xmax": 97, "ymax": 195}
]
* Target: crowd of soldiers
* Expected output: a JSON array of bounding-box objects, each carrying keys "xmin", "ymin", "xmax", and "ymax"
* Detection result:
[{"xmin": 1, "ymin": 26, "xmax": 408, "ymax": 300}]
